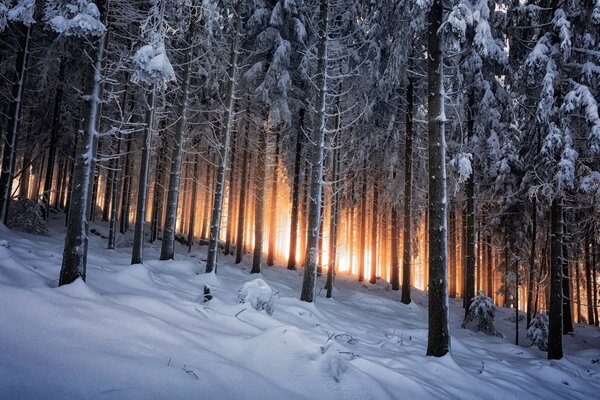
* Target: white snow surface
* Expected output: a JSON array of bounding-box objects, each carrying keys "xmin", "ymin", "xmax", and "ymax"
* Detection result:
[{"xmin": 0, "ymin": 221, "xmax": 599, "ymax": 399}]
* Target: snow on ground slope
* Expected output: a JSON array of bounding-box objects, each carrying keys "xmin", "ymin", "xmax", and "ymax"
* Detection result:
[{"xmin": 0, "ymin": 220, "xmax": 599, "ymax": 400}]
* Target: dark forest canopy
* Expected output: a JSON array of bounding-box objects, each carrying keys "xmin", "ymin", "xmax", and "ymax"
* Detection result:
[{"xmin": 0, "ymin": 0, "xmax": 599, "ymax": 360}]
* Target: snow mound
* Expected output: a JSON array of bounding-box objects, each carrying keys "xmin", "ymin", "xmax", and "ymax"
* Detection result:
[
  {"xmin": 7, "ymin": 197, "xmax": 48, "ymax": 235},
  {"xmin": 238, "ymin": 279, "xmax": 276, "ymax": 315}
]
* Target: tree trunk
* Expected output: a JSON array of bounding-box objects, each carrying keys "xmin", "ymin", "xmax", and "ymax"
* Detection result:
[
  {"xmin": 43, "ymin": 59, "xmax": 65, "ymax": 219},
  {"xmin": 487, "ymin": 232, "xmax": 493, "ymax": 299},
  {"xmin": 326, "ymin": 104, "xmax": 341, "ymax": 298},
  {"xmin": 548, "ymin": 196, "xmax": 563, "ymax": 359},
  {"xmin": 358, "ymin": 168, "xmax": 367, "ymax": 282},
  {"xmin": 527, "ymin": 198, "xmax": 537, "ymax": 327},
  {"xmin": 224, "ymin": 131, "xmax": 237, "ymax": 256},
  {"xmin": 575, "ymin": 242, "xmax": 581, "ymax": 323},
  {"xmin": 119, "ymin": 134, "xmax": 132, "ymax": 233},
  {"xmin": 464, "ymin": 164, "xmax": 475, "ymax": 318},
  {"xmin": 205, "ymin": 12, "xmax": 240, "ymax": 271},
  {"xmin": 562, "ymin": 240, "xmax": 573, "ymax": 334},
  {"xmin": 0, "ymin": 24, "xmax": 32, "ymax": 223},
  {"xmin": 369, "ymin": 183, "xmax": 378, "ymax": 284},
  {"xmin": 131, "ymin": 85, "xmax": 157, "ymax": 265},
  {"xmin": 89, "ymin": 139, "xmax": 102, "ymax": 222},
  {"xmin": 425, "ymin": 0, "xmax": 450, "ymax": 357},
  {"xmin": 288, "ymin": 109, "xmax": 305, "ymax": 270},
  {"xmin": 187, "ymin": 153, "xmax": 200, "ymax": 252},
  {"xmin": 59, "ymin": 23, "xmax": 107, "ymax": 285},
  {"xmin": 391, "ymin": 206, "xmax": 400, "ymax": 290},
  {"xmin": 251, "ymin": 119, "xmax": 268, "ymax": 274},
  {"xmin": 267, "ymin": 129, "xmax": 280, "ymax": 266},
  {"xmin": 108, "ymin": 133, "xmax": 123, "ymax": 250},
  {"xmin": 300, "ymin": 0, "xmax": 328, "ymax": 302},
  {"xmin": 160, "ymin": 31, "xmax": 195, "ymax": 261},
  {"xmin": 402, "ymin": 77, "xmax": 414, "ymax": 304},
  {"xmin": 150, "ymin": 133, "xmax": 165, "ymax": 243},
  {"xmin": 449, "ymin": 208, "xmax": 456, "ymax": 297},
  {"xmin": 585, "ymin": 228, "xmax": 595, "ymax": 325},
  {"xmin": 235, "ymin": 119, "xmax": 250, "ymax": 264}
]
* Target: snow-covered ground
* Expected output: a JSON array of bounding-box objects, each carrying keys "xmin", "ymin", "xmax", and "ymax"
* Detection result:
[{"xmin": 1, "ymin": 219, "xmax": 599, "ymax": 400}]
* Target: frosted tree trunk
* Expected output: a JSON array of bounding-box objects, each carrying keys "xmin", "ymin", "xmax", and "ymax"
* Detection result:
[
  {"xmin": 150, "ymin": 131, "xmax": 165, "ymax": 243},
  {"xmin": 548, "ymin": 196, "xmax": 563, "ymax": 359},
  {"xmin": 487, "ymin": 232, "xmax": 493, "ymax": 298},
  {"xmin": 426, "ymin": 0, "xmax": 450, "ymax": 357},
  {"xmin": 206, "ymin": 14, "xmax": 240, "ymax": 272},
  {"xmin": 449, "ymin": 208, "xmax": 457, "ymax": 297},
  {"xmin": 267, "ymin": 129, "xmax": 280, "ymax": 266},
  {"xmin": 251, "ymin": 121, "xmax": 268, "ymax": 274},
  {"xmin": 369, "ymin": 183, "xmax": 378, "ymax": 284},
  {"xmin": 224, "ymin": 134, "xmax": 237, "ymax": 255},
  {"xmin": 43, "ymin": 59, "xmax": 65, "ymax": 219},
  {"xmin": 131, "ymin": 85, "xmax": 157, "ymax": 265},
  {"xmin": 187, "ymin": 153, "xmax": 199, "ymax": 252},
  {"xmin": 235, "ymin": 120, "xmax": 249, "ymax": 264},
  {"xmin": 527, "ymin": 198, "xmax": 537, "ymax": 327},
  {"xmin": 300, "ymin": 0, "xmax": 328, "ymax": 302},
  {"xmin": 585, "ymin": 229, "xmax": 595, "ymax": 325},
  {"xmin": 464, "ymin": 98, "xmax": 475, "ymax": 319},
  {"xmin": 90, "ymin": 139, "xmax": 102, "ymax": 221},
  {"xmin": 160, "ymin": 31, "xmax": 195, "ymax": 261},
  {"xmin": 391, "ymin": 206, "xmax": 400, "ymax": 290},
  {"xmin": 119, "ymin": 135, "xmax": 132, "ymax": 233},
  {"xmin": 402, "ymin": 78, "xmax": 414, "ymax": 304},
  {"xmin": 358, "ymin": 170, "xmax": 367, "ymax": 282},
  {"xmin": 287, "ymin": 109, "xmax": 305, "ymax": 270},
  {"xmin": 562, "ymin": 239, "xmax": 573, "ymax": 334},
  {"xmin": 0, "ymin": 24, "xmax": 31, "ymax": 223},
  {"xmin": 59, "ymin": 27, "xmax": 108, "ymax": 285},
  {"xmin": 326, "ymin": 105, "xmax": 341, "ymax": 298},
  {"xmin": 108, "ymin": 132, "xmax": 123, "ymax": 250}
]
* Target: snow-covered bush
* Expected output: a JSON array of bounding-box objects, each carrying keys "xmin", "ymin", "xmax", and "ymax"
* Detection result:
[
  {"xmin": 6, "ymin": 196, "xmax": 48, "ymax": 235},
  {"xmin": 462, "ymin": 291, "xmax": 503, "ymax": 337},
  {"xmin": 45, "ymin": 0, "xmax": 106, "ymax": 37},
  {"xmin": 527, "ymin": 314, "xmax": 549, "ymax": 351},
  {"xmin": 238, "ymin": 279, "xmax": 276, "ymax": 315}
]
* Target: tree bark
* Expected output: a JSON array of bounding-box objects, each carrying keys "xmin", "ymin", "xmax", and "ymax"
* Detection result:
[
  {"xmin": 187, "ymin": 153, "xmax": 200, "ymax": 252},
  {"xmin": 131, "ymin": 85, "xmax": 157, "ymax": 265},
  {"xmin": 425, "ymin": 0, "xmax": 450, "ymax": 357},
  {"xmin": 224, "ymin": 130, "xmax": 237, "ymax": 256},
  {"xmin": 160, "ymin": 28, "xmax": 195, "ymax": 261},
  {"xmin": 267, "ymin": 128, "xmax": 280, "ymax": 266},
  {"xmin": 108, "ymin": 132, "xmax": 123, "ymax": 250},
  {"xmin": 358, "ymin": 168, "xmax": 367, "ymax": 282},
  {"xmin": 150, "ymin": 132, "xmax": 165, "ymax": 243},
  {"xmin": 287, "ymin": 109, "xmax": 305, "ymax": 270},
  {"xmin": 585, "ymin": 227, "xmax": 595, "ymax": 325},
  {"xmin": 206, "ymin": 11, "xmax": 240, "ymax": 272},
  {"xmin": 251, "ymin": 119, "xmax": 268, "ymax": 274},
  {"xmin": 235, "ymin": 119, "xmax": 250, "ymax": 264},
  {"xmin": 562, "ymin": 240, "xmax": 573, "ymax": 334},
  {"xmin": 402, "ymin": 77, "xmax": 414, "ymax": 304},
  {"xmin": 548, "ymin": 196, "xmax": 563, "ymax": 359},
  {"xmin": 60, "ymin": 20, "xmax": 107, "ymax": 284},
  {"xmin": 369, "ymin": 183, "xmax": 378, "ymax": 284},
  {"xmin": 119, "ymin": 134, "xmax": 132, "ymax": 233},
  {"xmin": 43, "ymin": 59, "xmax": 65, "ymax": 219},
  {"xmin": 300, "ymin": 0, "xmax": 328, "ymax": 302},
  {"xmin": 326, "ymin": 105, "xmax": 341, "ymax": 298},
  {"xmin": 527, "ymin": 198, "xmax": 537, "ymax": 327}
]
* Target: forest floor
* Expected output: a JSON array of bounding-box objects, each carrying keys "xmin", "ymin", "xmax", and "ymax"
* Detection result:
[{"xmin": 1, "ymin": 216, "xmax": 600, "ymax": 399}]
